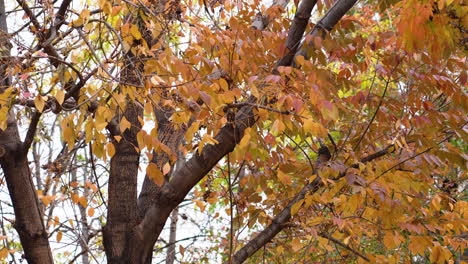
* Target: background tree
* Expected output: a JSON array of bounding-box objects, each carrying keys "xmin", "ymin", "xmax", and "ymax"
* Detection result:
[{"xmin": 0, "ymin": 0, "xmax": 466, "ymax": 263}]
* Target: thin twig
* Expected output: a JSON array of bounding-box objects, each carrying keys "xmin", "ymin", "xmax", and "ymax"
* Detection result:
[
  {"xmin": 227, "ymin": 153, "xmax": 234, "ymax": 264},
  {"xmin": 320, "ymin": 233, "xmax": 369, "ymax": 262},
  {"xmin": 226, "ymin": 102, "xmax": 307, "ymax": 118},
  {"xmin": 283, "ymin": 132, "xmax": 315, "ymax": 171},
  {"xmin": 353, "ymin": 63, "xmax": 400, "ymax": 151},
  {"xmin": 373, "ymin": 136, "xmax": 452, "ymax": 180}
]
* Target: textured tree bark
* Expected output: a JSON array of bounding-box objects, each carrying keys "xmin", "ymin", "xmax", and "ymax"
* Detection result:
[
  {"xmin": 0, "ymin": 0, "xmax": 54, "ymax": 262},
  {"xmin": 103, "ymin": 90, "xmax": 142, "ymax": 263},
  {"xmin": 113, "ymin": 0, "xmax": 324, "ymax": 261},
  {"xmin": 137, "ymin": 107, "xmax": 185, "ymax": 218}
]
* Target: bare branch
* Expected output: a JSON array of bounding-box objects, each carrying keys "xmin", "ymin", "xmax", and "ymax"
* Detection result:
[
  {"xmin": 319, "ymin": 233, "xmax": 369, "ymax": 262},
  {"xmin": 294, "ymin": 0, "xmax": 358, "ymax": 64},
  {"xmin": 274, "ymin": 0, "xmax": 318, "ymax": 70},
  {"xmin": 22, "ymin": 111, "xmax": 41, "ymax": 153}
]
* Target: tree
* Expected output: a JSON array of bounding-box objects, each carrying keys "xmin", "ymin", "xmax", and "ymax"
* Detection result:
[{"xmin": 0, "ymin": 0, "xmax": 466, "ymax": 262}]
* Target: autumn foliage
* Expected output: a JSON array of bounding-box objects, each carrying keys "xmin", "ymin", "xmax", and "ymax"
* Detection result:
[{"xmin": 0, "ymin": 0, "xmax": 466, "ymax": 262}]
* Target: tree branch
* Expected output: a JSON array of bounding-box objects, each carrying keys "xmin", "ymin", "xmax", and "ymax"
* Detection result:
[
  {"xmin": 129, "ymin": 0, "xmax": 357, "ymax": 262},
  {"xmin": 274, "ymin": 0, "xmax": 318, "ymax": 70},
  {"xmin": 294, "ymin": 0, "xmax": 358, "ymax": 65},
  {"xmin": 319, "ymin": 233, "xmax": 369, "ymax": 262},
  {"xmin": 230, "ymin": 143, "xmax": 391, "ymax": 263},
  {"xmin": 15, "ymin": 0, "xmax": 42, "ymax": 32},
  {"xmin": 22, "ymin": 110, "xmax": 41, "ymax": 153}
]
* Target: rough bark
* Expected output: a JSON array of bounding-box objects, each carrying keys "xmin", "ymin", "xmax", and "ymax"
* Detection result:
[
  {"xmin": 0, "ymin": 0, "xmax": 53, "ymax": 262},
  {"xmin": 137, "ymin": 107, "xmax": 185, "ymax": 218},
  {"xmin": 103, "ymin": 100, "xmax": 142, "ymax": 263}
]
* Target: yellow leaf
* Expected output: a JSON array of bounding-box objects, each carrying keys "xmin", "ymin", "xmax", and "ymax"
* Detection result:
[
  {"xmin": 0, "ymin": 108, "xmax": 8, "ymax": 130},
  {"xmin": 120, "ymin": 117, "xmax": 131, "ymax": 133},
  {"xmin": 194, "ymin": 199, "xmax": 206, "ymax": 212},
  {"xmin": 409, "ymin": 235, "xmax": 431, "ymax": 255},
  {"xmin": 73, "ymin": 17, "xmax": 84, "ymax": 27},
  {"xmin": 130, "ymin": 24, "xmax": 142, "ymax": 40},
  {"xmin": 307, "ymin": 216, "xmax": 324, "ymax": 226},
  {"xmin": 383, "ymin": 231, "xmax": 400, "ymax": 249},
  {"xmin": 179, "ymin": 245, "xmax": 185, "ymax": 256},
  {"xmin": 41, "ymin": 195, "xmax": 54, "ymax": 207},
  {"xmin": 238, "ymin": 129, "xmax": 251, "ymax": 149},
  {"xmin": 56, "ymin": 231, "xmax": 63, "ymax": 243},
  {"xmin": 431, "ymin": 195, "xmax": 442, "ymax": 211},
  {"xmin": 303, "ymin": 119, "xmax": 328, "ymax": 137},
  {"xmin": 291, "ymin": 200, "xmax": 304, "ymax": 216},
  {"xmin": 430, "ymin": 245, "xmax": 451, "ymax": 264},
  {"xmin": 206, "ymin": 195, "xmax": 218, "ymax": 204},
  {"xmin": 56, "ymin": 90, "xmax": 65, "ymax": 105},
  {"xmin": 71, "ymin": 193, "xmax": 79, "ymax": 204},
  {"xmin": 219, "ymin": 78, "xmax": 229, "ymax": 90},
  {"xmin": 291, "ymin": 238, "xmax": 303, "ymax": 252},
  {"xmin": 185, "ymin": 121, "xmax": 199, "ymax": 142},
  {"xmin": 319, "ymin": 100, "xmax": 339, "ymax": 121},
  {"xmin": 34, "ymin": 95, "xmax": 45, "ymax": 112},
  {"xmin": 0, "ymin": 247, "xmax": 8, "ymax": 259},
  {"xmin": 271, "ymin": 119, "xmax": 285, "ymax": 134},
  {"xmin": 111, "ymin": 5, "xmax": 122, "ymax": 16},
  {"xmin": 162, "ymin": 162, "xmax": 171, "ymax": 175},
  {"xmin": 107, "ymin": 142, "xmax": 116, "ymax": 157},
  {"xmin": 295, "ymin": 55, "xmax": 305, "ymax": 66},
  {"xmin": 79, "ymin": 196, "xmax": 88, "ymax": 208},
  {"xmin": 64, "ymin": 127, "xmax": 76, "ymax": 150},
  {"xmin": 147, "ymin": 163, "xmax": 164, "ymax": 186},
  {"xmin": 343, "ymin": 236, "xmax": 351, "ymax": 245},
  {"xmin": 198, "ymin": 134, "xmax": 219, "ymax": 154},
  {"xmin": 87, "ymin": 207, "xmax": 95, "ymax": 217},
  {"xmin": 277, "ymin": 170, "xmax": 291, "ymax": 185}
]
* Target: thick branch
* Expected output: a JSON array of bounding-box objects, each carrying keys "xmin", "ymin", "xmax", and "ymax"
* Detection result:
[
  {"xmin": 15, "ymin": 0, "xmax": 42, "ymax": 32},
  {"xmin": 274, "ymin": 0, "xmax": 318, "ymax": 70},
  {"xmin": 294, "ymin": 0, "xmax": 358, "ymax": 64},
  {"xmin": 127, "ymin": 0, "xmax": 356, "ymax": 262},
  {"xmin": 131, "ymin": 102, "xmax": 256, "ymax": 263}
]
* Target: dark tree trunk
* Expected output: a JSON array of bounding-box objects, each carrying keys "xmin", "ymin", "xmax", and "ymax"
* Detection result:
[{"xmin": 0, "ymin": 1, "xmax": 54, "ymax": 262}]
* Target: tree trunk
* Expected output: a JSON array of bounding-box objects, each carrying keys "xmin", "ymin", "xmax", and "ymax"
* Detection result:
[{"xmin": 0, "ymin": 0, "xmax": 53, "ymax": 263}]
